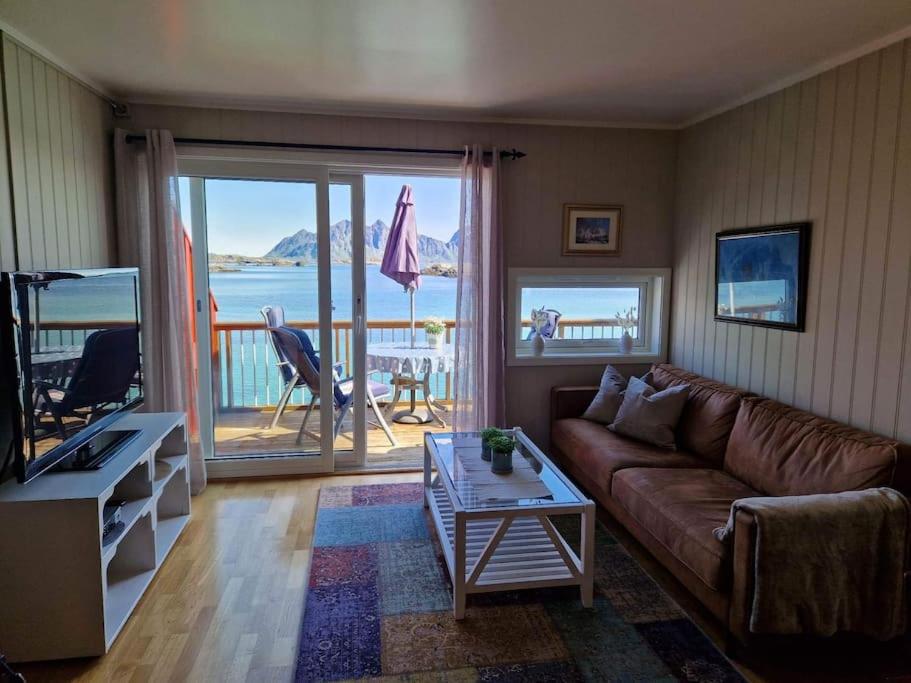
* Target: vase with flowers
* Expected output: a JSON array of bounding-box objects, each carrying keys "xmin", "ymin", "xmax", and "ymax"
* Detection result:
[
  {"xmin": 617, "ymin": 306, "xmax": 637, "ymax": 354},
  {"xmin": 530, "ymin": 308, "xmax": 550, "ymax": 356},
  {"xmin": 424, "ymin": 317, "xmax": 446, "ymax": 349}
]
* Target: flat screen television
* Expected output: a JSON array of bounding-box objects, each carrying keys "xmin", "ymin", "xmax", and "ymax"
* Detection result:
[{"xmin": 0, "ymin": 268, "xmax": 143, "ymax": 483}]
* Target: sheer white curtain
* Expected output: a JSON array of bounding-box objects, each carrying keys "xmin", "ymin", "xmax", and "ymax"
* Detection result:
[
  {"xmin": 114, "ymin": 130, "xmax": 206, "ymax": 494},
  {"xmin": 453, "ymin": 145, "xmax": 505, "ymax": 431}
]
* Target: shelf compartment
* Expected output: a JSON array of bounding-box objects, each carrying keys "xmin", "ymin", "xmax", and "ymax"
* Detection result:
[
  {"xmin": 157, "ymin": 423, "xmax": 188, "ymax": 459},
  {"xmin": 101, "ymin": 458, "xmax": 154, "ymax": 563},
  {"xmin": 155, "ymin": 465, "xmax": 190, "ymax": 565},
  {"xmin": 104, "ymin": 511, "xmax": 156, "ymax": 646},
  {"xmin": 101, "ymin": 497, "xmax": 152, "ymax": 563},
  {"xmin": 156, "ymin": 513, "xmax": 189, "ymax": 566},
  {"xmin": 153, "ymin": 453, "xmax": 188, "ymax": 495},
  {"xmin": 108, "ymin": 457, "xmax": 152, "ymax": 502}
]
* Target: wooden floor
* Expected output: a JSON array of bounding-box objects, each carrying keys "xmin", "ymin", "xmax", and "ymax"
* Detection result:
[
  {"xmin": 16, "ymin": 472, "xmax": 423, "ymax": 683},
  {"xmin": 15, "ymin": 473, "xmax": 911, "ymax": 682},
  {"xmin": 213, "ymin": 406, "xmax": 449, "ymax": 468}
]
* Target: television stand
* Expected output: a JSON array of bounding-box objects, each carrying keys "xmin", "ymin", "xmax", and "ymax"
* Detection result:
[{"xmin": 0, "ymin": 412, "xmax": 190, "ymax": 662}]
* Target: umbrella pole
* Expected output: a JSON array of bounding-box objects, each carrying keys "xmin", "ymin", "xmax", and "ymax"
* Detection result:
[{"xmin": 410, "ymin": 288, "xmax": 416, "ymax": 348}]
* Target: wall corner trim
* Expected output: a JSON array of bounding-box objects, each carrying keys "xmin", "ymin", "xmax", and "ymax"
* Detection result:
[
  {"xmin": 0, "ymin": 21, "xmax": 117, "ymax": 106},
  {"xmin": 680, "ymin": 24, "xmax": 911, "ymax": 129}
]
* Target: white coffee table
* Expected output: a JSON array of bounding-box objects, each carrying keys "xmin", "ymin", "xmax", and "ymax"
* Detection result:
[{"xmin": 424, "ymin": 428, "xmax": 595, "ymax": 619}]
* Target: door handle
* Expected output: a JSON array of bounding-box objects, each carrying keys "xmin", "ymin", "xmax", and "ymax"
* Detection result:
[{"xmin": 355, "ymin": 295, "xmax": 364, "ymax": 335}]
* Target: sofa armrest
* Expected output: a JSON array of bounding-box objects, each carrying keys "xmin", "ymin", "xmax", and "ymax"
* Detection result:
[
  {"xmin": 550, "ymin": 386, "xmax": 598, "ymax": 423},
  {"xmin": 728, "ymin": 509, "xmax": 757, "ymax": 643},
  {"xmin": 725, "ymin": 490, "xmax": 911, "ymax": 642}
]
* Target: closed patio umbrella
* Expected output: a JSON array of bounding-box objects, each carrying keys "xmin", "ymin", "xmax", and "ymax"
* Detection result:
[{"xmin": 380, "ymin": 184, "xmax": 422, "ymax": 348}]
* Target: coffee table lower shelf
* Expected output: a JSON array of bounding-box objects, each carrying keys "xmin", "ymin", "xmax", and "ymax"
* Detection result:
[{"xmin": 425, "ymin": 477, "xmax": 594, "ymax": 618}]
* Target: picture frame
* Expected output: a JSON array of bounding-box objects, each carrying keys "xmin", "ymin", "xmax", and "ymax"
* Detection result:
[
  {"xmin": 714, "ymin": 222, "xmax": 811, "ymax": 332},
  {"xmin": 562, "ymin": 204, "xmax": 622, "ymax": 255}
]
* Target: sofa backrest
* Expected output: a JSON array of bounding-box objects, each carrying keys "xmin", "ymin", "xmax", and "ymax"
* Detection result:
[
  {"xmin": 723, "ymin": 397, "xmax": 911, "ymax": 496},
  {"xmin": 650, "ymin": 364, "xmax": 751, "ymax": 466}
]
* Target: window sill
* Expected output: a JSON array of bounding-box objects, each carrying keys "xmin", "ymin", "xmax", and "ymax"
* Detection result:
[{"xmin": 508, "ymin": 350, "xmax": 663, "ymax": 367}]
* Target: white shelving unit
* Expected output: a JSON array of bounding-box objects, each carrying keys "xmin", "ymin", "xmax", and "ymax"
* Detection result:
[{"xmin": 0, "ymin": 412, "xmax": 190, "ymax": 662}]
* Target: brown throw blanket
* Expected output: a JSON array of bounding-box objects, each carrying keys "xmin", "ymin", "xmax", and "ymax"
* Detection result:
[{"xmin": 715, "ymin": 487, "xmax": 910, "ymax": 639}]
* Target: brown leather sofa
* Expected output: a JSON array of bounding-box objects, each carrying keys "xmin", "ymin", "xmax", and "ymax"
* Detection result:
[{"xmin": 550, "ymin": 363, "xmax": 911, "ymax": 643}]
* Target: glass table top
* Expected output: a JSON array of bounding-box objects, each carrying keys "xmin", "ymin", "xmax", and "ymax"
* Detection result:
[{"xmin": 426, "ymin": 430, "xmax": 584, "ymax": 510}]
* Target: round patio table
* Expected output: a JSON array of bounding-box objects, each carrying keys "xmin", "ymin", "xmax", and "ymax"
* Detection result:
[
  {"xmin": 30, "ymin": 346, "xmax": 83, "ymax": 384},
  {"xmin": 366, "ymin": 342, "xmax": 455, "ymax": 426}
]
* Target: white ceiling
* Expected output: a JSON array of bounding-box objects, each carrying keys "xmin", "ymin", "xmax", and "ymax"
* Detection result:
[{"xmin": 2, "ymin": 0, "xmax": 911, "ymax": 127}]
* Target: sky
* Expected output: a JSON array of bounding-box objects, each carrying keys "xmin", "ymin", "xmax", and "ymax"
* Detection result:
[{"xmin": 178, "ymin": 174, "xmax": 461, "ymax": 256}]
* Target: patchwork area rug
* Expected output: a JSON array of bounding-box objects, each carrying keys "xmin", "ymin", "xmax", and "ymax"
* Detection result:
[{"xmin": 296, "ymin": 482, "xmax": 743, "ymax": 682}]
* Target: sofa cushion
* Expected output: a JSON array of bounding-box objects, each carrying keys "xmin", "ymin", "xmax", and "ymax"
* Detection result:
[
  {"xmin": 608, "ymin": 376, "xmax": 690, "ymax": 449},
  {"xmin": 551, "ymin": 418, "xmax": 706, "ymax": 496},
  {"xmin": 724, "ymin": 397, "xmax": 908, "ymax": 496},
  {"xmin": 581, "ymin": 365, "xmax": 627, "ymax": 424},
  {"xmin": 651, "ymin": 364, "xmax": 751, "ymax": 466},
  {"xmin": 612, "ymin": 467, "xmax": 759, "ymax": 591}
]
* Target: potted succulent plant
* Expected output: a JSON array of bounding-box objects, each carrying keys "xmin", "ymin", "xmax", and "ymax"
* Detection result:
[
  {"xmin": 481, "ymin": 427, "xmax": 503, "ymax": 462},
  {"xmin": 424, "ymin": 317, "xmax": 446, "ymax": 349},
  {"xmin": 488, "ymin": 434, "xmax": 515, "ymax": 474},
  {"xmin": 480, "ymin": 427, "xmax": 503, "ymax": 462}
]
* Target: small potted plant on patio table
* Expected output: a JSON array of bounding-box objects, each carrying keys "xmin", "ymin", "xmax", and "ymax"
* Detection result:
[
  {"xmin": 424, "ymin": 317, "xmax": 446, "ymax": 349},
  {"xmin": 480, "ymin": 427, "xmax": 503, "ymax": 462},
  {"xmin": 488, "ymin": 434, "xmax": 516, "ymax": 474}
]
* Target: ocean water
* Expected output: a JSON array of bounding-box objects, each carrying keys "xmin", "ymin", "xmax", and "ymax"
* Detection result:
[
  {"xmin": 210, "ymin": 264, "xmax": 458, "ymax": 322},
  {"xmin": 209, "ymin": 264, "xmax": 644, "ymax": 323}
]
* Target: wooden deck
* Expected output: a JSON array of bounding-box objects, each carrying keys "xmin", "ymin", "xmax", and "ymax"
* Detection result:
[{"xmin": 213, "ymin": 406, "xmax": 447, "ymax": 468}]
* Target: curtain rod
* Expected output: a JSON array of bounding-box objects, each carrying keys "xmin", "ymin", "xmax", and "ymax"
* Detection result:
[{"xmin": 123, "ymin": 134, "xmax": 526, "ymax": 160}]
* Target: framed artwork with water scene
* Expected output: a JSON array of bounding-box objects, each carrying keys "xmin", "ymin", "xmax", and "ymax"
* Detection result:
[
  {"xmin": 563, "ymin": 204, "xmax": 622, "ymax": 255},
  {"xmin": 714, "ymin": 222, "xmax": 811, "ymax": 332}
]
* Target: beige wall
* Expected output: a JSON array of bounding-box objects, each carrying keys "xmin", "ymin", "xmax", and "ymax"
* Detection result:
[
  {"xmin": 671, "ymin": 38, "xmax": 911, "ymax": 441},
  {"xmin": 0, "ymin": 49, "xmax": 14, "ymax": 272},
  {"xmin": 126, "ymin": 103, "xmax": 678, "ymax": 440},
  {"xmin": 0, "ymin": 34, "xmax": 115, "ymax": 270}
]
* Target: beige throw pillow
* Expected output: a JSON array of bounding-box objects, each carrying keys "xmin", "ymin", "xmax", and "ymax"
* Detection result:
[
  {"xmin": 608, "ymin": 375, "xmax": 690, "ymax": 450},
  {"xmin": 582, "ymin": 365, "xmax": 627, "ymax": 424}
]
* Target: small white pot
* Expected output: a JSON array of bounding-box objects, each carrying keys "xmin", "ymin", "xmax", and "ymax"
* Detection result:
[
  {"xmin": 532, "ymin": 332, "xmax": 546, "ymax": 356},
  {"xmin": 426, "ymin": 332, "xmax": 443, "ymax": 349},
  {"xmin": 619, "ymin": 331, "xmax": 633, "ymax": 354}
]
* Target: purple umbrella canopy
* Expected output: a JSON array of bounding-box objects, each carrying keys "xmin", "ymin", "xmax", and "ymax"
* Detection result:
[
  {"xmin": 381, "ymin": 184, "xmax": 422, "ymax": 346},
  {"xmin": 381, "ymin": 184, "xmax": 422, "ymax": 291}
]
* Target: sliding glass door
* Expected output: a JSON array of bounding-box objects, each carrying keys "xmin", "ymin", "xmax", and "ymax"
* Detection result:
[
  {"xmin": 177, "ymin": 154, "xmax": 461, "ymax": 475},
  {"xmin": 358, "ymin": 173, "xmax": 460, "ymax": 466},
  {"xmin": 327, "ymin": 174, "xmax": 369, "ymax": 467},
  {"xmin": 323, "ymin": 171, "xmax": 462, "ymax": 468},
  {"xmin": 180, "ymin": 161, "xmax": 336, "ymax": 474}
]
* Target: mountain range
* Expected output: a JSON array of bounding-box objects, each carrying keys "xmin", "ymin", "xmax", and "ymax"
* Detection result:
[{"xmin": 265, "ymin": 219, "xmax": 459, "ymax": 264}]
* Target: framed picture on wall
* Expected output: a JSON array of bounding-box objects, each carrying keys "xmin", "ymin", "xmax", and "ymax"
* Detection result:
[
  {"xmin": 714, "ymin": 222, "xmax": 811, "ymax": 332},
  {"xmin": 562, "ymin": 204, "xmax": 622, "ymax": 255}
]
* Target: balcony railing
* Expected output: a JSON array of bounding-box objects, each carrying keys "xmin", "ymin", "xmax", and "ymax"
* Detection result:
[
  {"xmin": 211, "ymin": 319, "xmax": 457, "ymax": 411},
  {"xmin": 32, "ymin": 317, "xmax": 634, "ymax": 412},
  {"xmin": 211, "ymin": 317, "xmax": 632, "ymax": 410}
]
